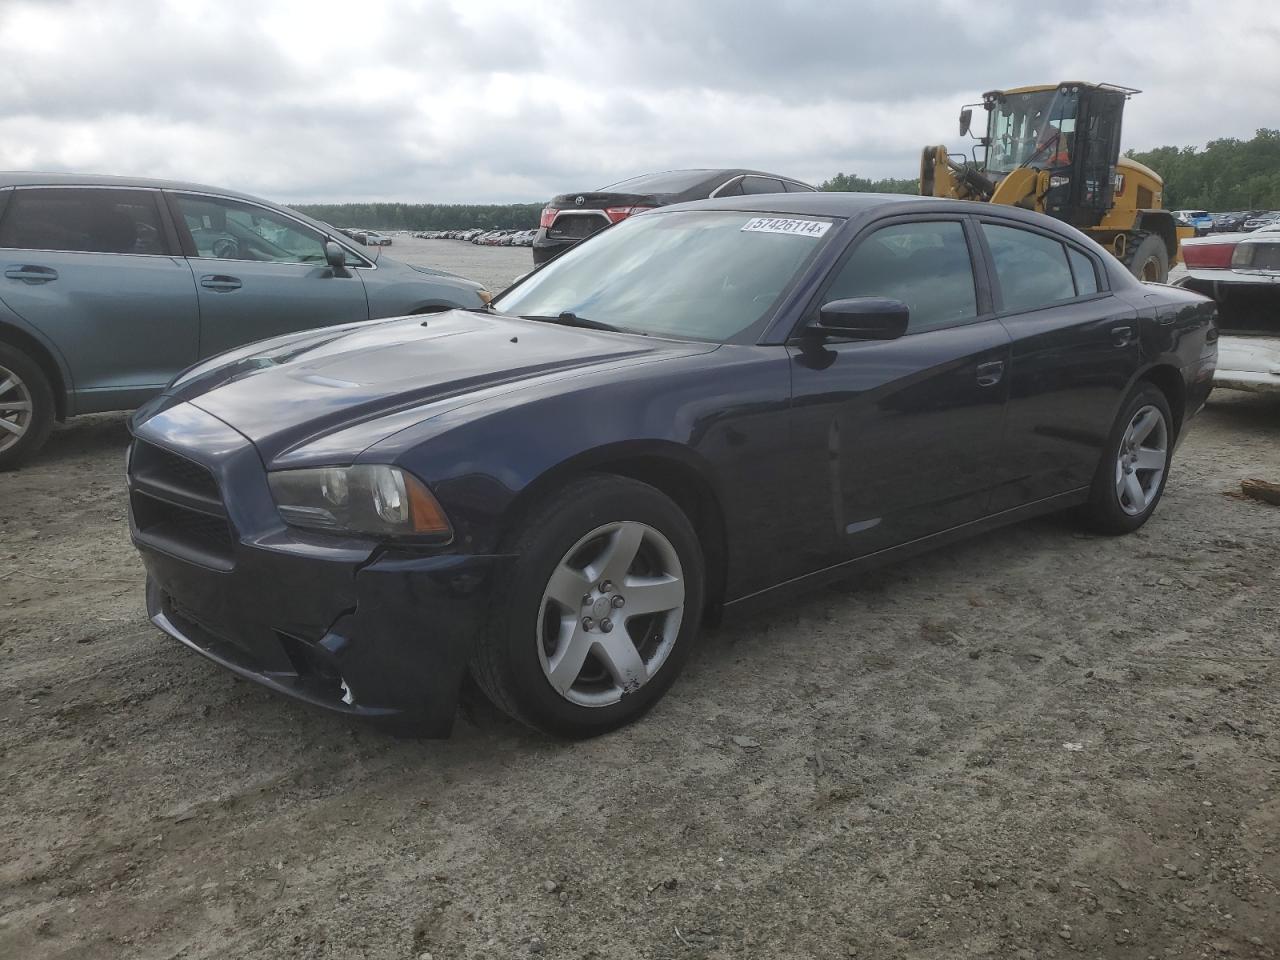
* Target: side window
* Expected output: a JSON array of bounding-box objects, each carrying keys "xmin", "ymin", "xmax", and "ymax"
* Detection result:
[
  {"xmin": 982, "ymin": 223, "xmax": 1077, "ymax": 311},
  {"xmin": 713, "ymin": 178, "xmax": 743, "ymax": 197},
  {"xmin": 1068, "ymin": 247, "xmax": 1099, "ymax": 296},
  {"xmin": 741, "ymin": 177, "xmax": 786, "ymax": 195},
  {"xmin": 783, "ymin": 180, "xmax": 817, "ymax": 193},
  {"xmin": 173, "ymin": 194, "xmax": 327, "ymax": 263},
  {"xmin": 0, "ymin": 188, "xmax": 170, "ymax": 255},
  {"xmin": 824, "ymin": 220, "xmax": 978, "ymax": 333}
]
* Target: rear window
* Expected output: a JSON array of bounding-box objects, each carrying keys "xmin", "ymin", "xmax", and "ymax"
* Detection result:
[
  {"xmin": 0, "ymin": 187, "xmax": 170, "ymax": 255},
  {"xmin": 598, "ymin": 170, "xmax": 715, "ymax": 194}
]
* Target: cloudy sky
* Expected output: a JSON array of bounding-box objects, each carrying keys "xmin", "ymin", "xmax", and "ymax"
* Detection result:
[{"xmin": 2, "ymin": 0, "xmax": 1278, "ymax": 204}]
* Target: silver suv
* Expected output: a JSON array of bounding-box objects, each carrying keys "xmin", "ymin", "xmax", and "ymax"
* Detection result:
[{"xmin": 0, "ymin": 173, "xmax": 490, "ymax": 467}]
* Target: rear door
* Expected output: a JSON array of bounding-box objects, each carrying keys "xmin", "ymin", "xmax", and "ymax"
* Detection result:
[
  {"xmin": 787, "ymin": 216, "xmax": 1011, "ymax": 567},
  {"xmin": 167, "ymin": 192, "xmax": 370, "ymax": 358},
  {"xmin": 978, "ymin": 218, "xmax": 1140, "ymax": 512},
  {"xmin": 0, "ymin": 186, "xmax": 198, "ymax": 412}
]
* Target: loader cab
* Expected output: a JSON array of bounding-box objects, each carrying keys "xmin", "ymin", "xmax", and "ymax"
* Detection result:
[{"xmin": 980, "ymin": 82, "xmax": 1133, "ymax": 230}]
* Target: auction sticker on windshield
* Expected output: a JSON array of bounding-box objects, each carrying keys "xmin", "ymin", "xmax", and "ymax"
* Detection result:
[{"xmin": 741, "ymin": 217, "xmax": 831, "ymax": 238}]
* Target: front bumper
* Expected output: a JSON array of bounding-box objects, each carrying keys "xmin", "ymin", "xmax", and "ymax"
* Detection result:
[
  {"xmin": 140, "ymin": 547, "xmax": 506, "ymax": 736},
  {"xmin": 128, "ymin": 404, "xmax": 511, "ymax": 736}
]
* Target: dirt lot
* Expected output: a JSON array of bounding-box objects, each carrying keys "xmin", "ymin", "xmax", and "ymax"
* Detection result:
[{"xmin": 2, "ymin": 243, "xmax": 1278, "ymax": 958}]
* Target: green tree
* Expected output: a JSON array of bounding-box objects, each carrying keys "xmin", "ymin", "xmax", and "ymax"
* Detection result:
[
  {"xmin": 820, "ymin": 172, "xmax": 919, "ymax": 195},
  {"xmin": 1126, "ymin": 129, "xmax": 1280, "ymax": 210}
]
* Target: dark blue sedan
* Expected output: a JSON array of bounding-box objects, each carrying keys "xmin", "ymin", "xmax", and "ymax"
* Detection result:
[{"xmin": 127, "ymin": 193, "xmax": 1217, "ymax": 737}]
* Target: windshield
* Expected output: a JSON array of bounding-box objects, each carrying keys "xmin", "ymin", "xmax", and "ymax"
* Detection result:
[
  {"xmin": 987, "ymin": 87, "xmax": 1079, "ymax": 175},
  {"xmin": 495, "ymin": 210, "xmax": 835, "ymax": 342}
]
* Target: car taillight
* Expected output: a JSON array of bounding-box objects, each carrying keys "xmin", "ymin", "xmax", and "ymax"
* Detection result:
[
  {"xmin": 603, "ymin": 205, "xmax": 653, "ymax": 224},
  {"xmin": 1181, "ymin": 242, "xmax": 1237, "ymax": 270},
  {"xmin": 539, "ymin": 206, "xmax": 558, "ymax": 229}
]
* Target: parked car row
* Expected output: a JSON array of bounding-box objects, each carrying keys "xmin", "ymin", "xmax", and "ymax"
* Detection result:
[
  {"xmin": 337, "ymin": 227, "xmax": 393, "ymax": 246},
  {"xmin": 1187, "ymin": 210, "xmax": 1280, "ymax": 234},
  {"xmin": 0, "ymin": 173, "xmax": 490, "ymax": 466},
  {"xmin": 415, "ymin": 227, "xmax": 538, "ymax": 246}
]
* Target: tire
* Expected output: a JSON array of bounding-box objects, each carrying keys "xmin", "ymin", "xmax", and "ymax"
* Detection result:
[
  {"xmin": 472, "ymin": 475, "xmax": 705, "ymax": 738},
  {"xmin": 0, "ymin": 341, "xmax": 55, "ymax": 470},
  {"xmin": 1078, "ymin": 382, "xmax": 1174, "ymax": 535},
  {"xmin": 1120, "ymin": 231, "xmax": 1170, "ymax": 283}
]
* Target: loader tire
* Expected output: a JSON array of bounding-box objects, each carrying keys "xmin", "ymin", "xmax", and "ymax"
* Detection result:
[{"xmin": 1120, "ymin": 231, "xmax": 1169, "ymax": 284}]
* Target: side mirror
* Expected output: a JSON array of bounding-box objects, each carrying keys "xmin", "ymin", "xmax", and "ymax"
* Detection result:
[
  {"xmin": 324, "ymin": 240, "xmax": 348, "ymax": 271},
  {"xmin": 959, "ymin": 108, "xmax": 973, "ymax": 137},
  {"xmin": 813, "ymin": 298, "xmax": 909, "ymax": 340}
]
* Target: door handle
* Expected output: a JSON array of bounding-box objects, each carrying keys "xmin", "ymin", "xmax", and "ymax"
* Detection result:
[
  {"xmin": 1111, "ymin": 324, "xmax": 1135, "ymax": 346},
  {"xmin": 4, "ymin": 265, "xmax": 58, "ymax": 284},
  {"xmin": 976, "ymin": 360, "xmax": 1005, "ymax": 387},
  {"xmin": 200, "ymin": 275, "xmax": 242, "ymax": 292}
]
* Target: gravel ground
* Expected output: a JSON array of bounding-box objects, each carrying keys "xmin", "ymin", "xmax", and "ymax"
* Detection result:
[
  {"xmin": 385, "ymin": 236, "xmax": 532, "ymax": 294},
  {"xmin": 1, "ymin": 245, "xmax": 1278, "ymax": 959}
]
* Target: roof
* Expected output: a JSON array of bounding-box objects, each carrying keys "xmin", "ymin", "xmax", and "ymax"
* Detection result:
[
  {"xmin": 0, "ymin": 170, "xmax": 345, "ymax": 240},
  {"xmin": 0, "ymin": 170, "xmax": 272, "ymax": 202}
]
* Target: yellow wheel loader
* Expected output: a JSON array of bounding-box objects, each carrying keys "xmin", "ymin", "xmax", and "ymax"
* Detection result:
[{"xmin": 921, "ymin": 82, "xmax": 1189, "ymax": 282}]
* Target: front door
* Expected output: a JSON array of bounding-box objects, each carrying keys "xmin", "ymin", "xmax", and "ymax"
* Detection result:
[
  {"xmin": 0, "ymin": 186, "xmax": 199, "ymax": 412},
  {"xmin": 787, "ymin": 217, "xmax": 1010, "ymax": 570},
  {"xmin": 168, "ymin": 192, "xmax": 369, "ymax": 358}
]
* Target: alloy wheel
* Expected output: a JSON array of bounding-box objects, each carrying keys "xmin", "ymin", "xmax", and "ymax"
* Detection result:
[
  {"xmin": 536, "ymin": 521, "xmax": 685, "ymax": 707},
  {"xmin": 1115, "ymin": 404, "xmax": 1168, "ymax": 516},
  {"xmin": 0, "ymin": 364, "xmax": 34, "ymax": 454}
]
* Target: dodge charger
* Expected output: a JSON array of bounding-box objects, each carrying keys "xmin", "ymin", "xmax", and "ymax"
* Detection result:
[{"xmin": 127, "ymin": 193, "xmax": 1218, "ymax": 737}]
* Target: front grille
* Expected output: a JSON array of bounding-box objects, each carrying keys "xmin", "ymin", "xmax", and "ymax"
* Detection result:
[
  {"xmin": 129, "ymin": 441, "xmax": 235, "ymax": 569},
  {"xmin": 135, "ymin": 495, "xmax": 232, "ymax": 551},
  {"xmin": 548, "ymin": 213, "xmax": 607, "ymax": 241},
  {"xmin": 131, "ymin": 441, "xmax": 221, "ymax": 503}
]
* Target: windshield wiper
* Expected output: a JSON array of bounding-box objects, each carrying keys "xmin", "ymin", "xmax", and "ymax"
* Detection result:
[{"xmin": 522, "ymin": 311, "xmax": 625, "ymax": 333}]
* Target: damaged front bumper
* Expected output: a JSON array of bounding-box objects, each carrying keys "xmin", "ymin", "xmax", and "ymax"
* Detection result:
[{"xmin": 128, "ymin": 404, "xmax": 510, "ymax": 737}]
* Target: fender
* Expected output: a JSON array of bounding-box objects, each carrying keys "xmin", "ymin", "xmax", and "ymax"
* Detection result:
[{"xmin": 0, "ymin": 308, "xmax": 76, "ymax": 417}]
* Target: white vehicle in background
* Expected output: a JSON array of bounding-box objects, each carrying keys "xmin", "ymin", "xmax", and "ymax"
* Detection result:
[
  {"xmin": 1179, "ymin": 227, "xmax": 1280, "ymax": 394},
  {"xmin": 362, "ymin": 230, "xmax": 393, "ymax": 246}
]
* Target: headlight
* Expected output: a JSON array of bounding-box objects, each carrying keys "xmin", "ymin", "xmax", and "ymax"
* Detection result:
[{"xmin": 267, "ymin": 465, "xmax": 452, "ymax": 541}]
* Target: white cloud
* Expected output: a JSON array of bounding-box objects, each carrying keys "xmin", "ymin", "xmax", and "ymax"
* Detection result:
[{"xmin": 1, "ymin": 0, "xmax": 1277, "ymax": 202}]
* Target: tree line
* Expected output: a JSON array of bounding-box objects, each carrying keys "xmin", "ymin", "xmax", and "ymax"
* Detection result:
[
  {"xmin": 294, "ymin": 130, "xmax": 1280, "ymax": 229},
  {"xmin": 1126, "ymin": 129, "xmax": 1280, "ymax": 212}
]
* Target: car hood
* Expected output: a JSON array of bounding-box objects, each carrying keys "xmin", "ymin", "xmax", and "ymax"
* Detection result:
[{"xmin": 156, "ymin": 312, "xmax": 711, "ymax": 464}]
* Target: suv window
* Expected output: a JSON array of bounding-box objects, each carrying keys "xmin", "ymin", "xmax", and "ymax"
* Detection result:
[
  {"xmin": 0, "ymin": 188, "xmax": 170, "ymax": 255},
  {"xmin": 824, "ymin": 220, "xmax": 978, "ymax": 333},
  {"xmin": 982, "ymin": 223, "xmax": 1077, "ymax": 311},
  {"xmin": 174, "ymin": 194, "xmax": 327, "ymax": 263},
  {"xmin": 741, "ymin": 177, "xmax": 786, "ymax": 195},
  {"xmin": 782, "ymin": 180, "xmax": 816, "ymax": 193}
]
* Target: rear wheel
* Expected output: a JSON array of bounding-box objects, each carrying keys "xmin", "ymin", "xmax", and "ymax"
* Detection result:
[
  {"xmin": 0, "ymin": 342, "xmax": 54, "ymax": 470},
  {"xmin": 1078, "ymin": 382, "xmax": 1173, "ymax": 534},
  {"xmin": 1120, "ymin": 231, "xmax": 1169, "ymax": 283},
  {"xmin": 472, "ymin": 475, "xmax": 704, "ymax": 737}
]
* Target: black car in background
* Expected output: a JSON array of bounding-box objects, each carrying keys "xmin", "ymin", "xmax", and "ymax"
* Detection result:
[
  {"xmin": 128, "ymin": 194, "xmax": 1216, "ymax": 739},
  {"xmin": 531, "ymin": 168, "xmax": 816, "ymax": 265}
]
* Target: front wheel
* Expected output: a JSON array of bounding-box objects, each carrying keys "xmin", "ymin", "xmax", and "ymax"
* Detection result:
[
  {"xmin": 1078, "ymin": 382, "xmax": 1174, "ymax": 534},
  {"xmin": 472, "ymin": 475, "xmax": 705, "ymax": 737}
]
